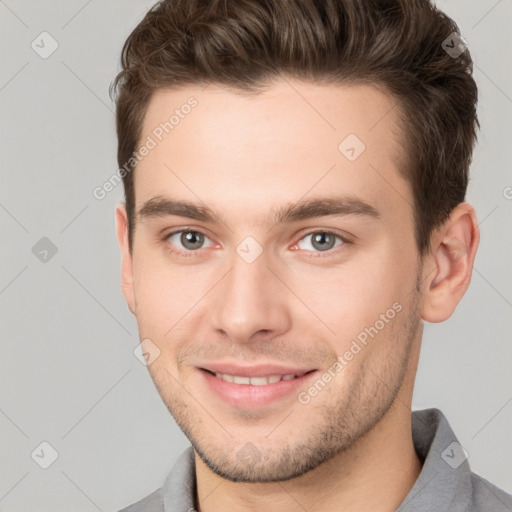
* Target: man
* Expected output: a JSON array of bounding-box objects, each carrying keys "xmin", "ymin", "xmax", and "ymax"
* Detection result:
[{"xmin": 111, "ymin": 0, "xmax": 512, "ymax": 510}]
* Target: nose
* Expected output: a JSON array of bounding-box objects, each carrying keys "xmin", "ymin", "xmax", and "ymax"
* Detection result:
[{"xmin": 210, "ymin": 246, "xmax": 292, "ymax": 344}]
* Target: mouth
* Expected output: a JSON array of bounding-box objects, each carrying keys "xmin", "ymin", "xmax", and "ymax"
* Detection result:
[{"xmin": 197, "ymin": 365, "xmax": 319, "ymax": 408}]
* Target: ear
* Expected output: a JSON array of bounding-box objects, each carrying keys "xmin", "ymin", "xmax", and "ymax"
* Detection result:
[
  {"xmin": 421, "ymin": 202, "xmax": 480, "ymax": 323},
  {"xmin": 115, "ymin": 204, "xmax": 136, "ymax": 315}
]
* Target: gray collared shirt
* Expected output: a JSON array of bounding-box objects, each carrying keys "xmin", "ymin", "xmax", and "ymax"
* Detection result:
[{"xmin": 119, "ymin": 408, "xmax": 512, "ymax": 511}]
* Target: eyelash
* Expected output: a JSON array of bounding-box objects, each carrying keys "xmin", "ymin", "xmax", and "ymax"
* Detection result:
[{"xmin": 163, "ymin": 228, "xmax": 351, "ymax": 259}]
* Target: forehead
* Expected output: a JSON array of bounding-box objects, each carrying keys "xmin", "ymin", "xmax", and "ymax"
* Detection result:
[{"xmin": 135, "ymin": 79, "xmax": 411, "ymax": 226}]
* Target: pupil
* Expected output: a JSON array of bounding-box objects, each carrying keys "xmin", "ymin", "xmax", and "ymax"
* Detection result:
[
  {"xmin": 183, "ymin": 231, "xmax": 202, "ymax": 249},
  {"xmin": 314, "ymin": 233, "xmax": 333, "ymax": 251}
]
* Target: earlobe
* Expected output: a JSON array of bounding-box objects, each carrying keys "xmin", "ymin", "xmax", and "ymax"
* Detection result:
[
  {"xmin": 115, "ymin": 204, "xmax": 136, "ymax": 315},
  {"xmin": 422, "ymin": 203, "xmax": 480, "ymax": 323}
]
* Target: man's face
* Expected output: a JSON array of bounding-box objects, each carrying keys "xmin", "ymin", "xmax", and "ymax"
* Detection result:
[{"xmin": 120, "ymin": 79, "xmax": 425, "ymax": 482}]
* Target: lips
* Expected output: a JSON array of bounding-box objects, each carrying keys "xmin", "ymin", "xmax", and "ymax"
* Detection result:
[{"xmin": 197, "ymin": 363, "xmax": 318, "ymax": 408}]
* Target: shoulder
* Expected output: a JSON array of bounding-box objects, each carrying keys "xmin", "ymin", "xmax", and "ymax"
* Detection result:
[
  {"xmin": 117, "ymin": 487, "xmax": 164, "ymax": 512},
  {"xmin": 469, "ymin": 473, "xmax": 512, "ymax": 512}
]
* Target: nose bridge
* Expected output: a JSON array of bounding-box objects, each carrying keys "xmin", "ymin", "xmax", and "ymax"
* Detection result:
[{"xmin": 211, "ymin": 243, "xmax": 290, "ymax": 342}]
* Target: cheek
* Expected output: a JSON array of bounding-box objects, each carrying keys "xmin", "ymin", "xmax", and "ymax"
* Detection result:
[
  {"xmin": 289, "ymin": 258, "xmax": 404, "ymax": 335},
  {"xmin": 132, "ymin": 257, "xmax": 192, "ymax": 336},
  {"xmin": 288, "ymin": 260, "xmax": 414, "ymax": 375}
]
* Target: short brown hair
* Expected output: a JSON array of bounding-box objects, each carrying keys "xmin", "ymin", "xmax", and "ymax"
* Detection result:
[{"xmin": 110, "ymin": 0, "xmax": 478, "ymax": 255}]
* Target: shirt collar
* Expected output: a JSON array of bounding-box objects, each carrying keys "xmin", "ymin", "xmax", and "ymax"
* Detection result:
[
  {"xmin": 162, "ymin": 446, "xmax": 196, "ymax": 512},
  {"xmin": 397, "ymin": 408, "xmax": 472, "ymax": 511}
]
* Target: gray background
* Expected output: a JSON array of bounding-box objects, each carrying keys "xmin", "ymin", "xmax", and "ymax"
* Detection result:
[{"xmin": 1, "ymin": 0, "xmax": 511, "ymax": 510}]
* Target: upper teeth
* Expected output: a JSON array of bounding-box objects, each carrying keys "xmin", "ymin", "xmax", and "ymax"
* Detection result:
[{"xmin": 214, "ymin": 372, "xmax": 305, "ymax": 385}]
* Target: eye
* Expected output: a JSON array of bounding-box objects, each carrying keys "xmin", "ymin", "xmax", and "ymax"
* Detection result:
[
  {"xmin": 163, "ymin": 228, "xmax": 350, "ymax": 259},
  {"xmin": 165, "ymin": 229, "xmax": 214, "ymax": 255},
  {"xmin": 295, "ymin": 230, "xmax": 347, "ymax": 254}
]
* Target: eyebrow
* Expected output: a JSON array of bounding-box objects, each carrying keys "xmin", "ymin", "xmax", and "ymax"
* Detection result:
[{"xmin": 137, "ymin": 194, "xmax": 381, "ymax": 226}]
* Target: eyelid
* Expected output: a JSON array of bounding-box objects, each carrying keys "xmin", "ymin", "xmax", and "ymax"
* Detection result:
[{"xmin": 296, "ymin": 227, "xmax": 353, "ymax": 244}]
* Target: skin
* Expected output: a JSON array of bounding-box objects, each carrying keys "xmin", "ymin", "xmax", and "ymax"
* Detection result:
[{"xmin": 116, "ymin": 79, "xmax": 479, "ymax": 512}]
